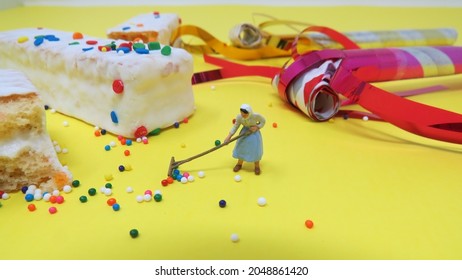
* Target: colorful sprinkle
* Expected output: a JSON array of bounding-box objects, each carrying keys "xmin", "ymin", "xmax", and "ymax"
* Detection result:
[
  {"xmin": 134, "ymin": 126, "xmax": 148, "ymax": 138},
  {"xmin": 72, "ymin": 32, "xmax": 83, "ymax": 39},
  {"xmin": 112, "ymin": 80, "xmax": 124, "ymax": 94},
  {"xmin": 79, "ymin": 196, "xmax": 88, "ymax": 203},
  {"xmin": 112, "ymin": 203, "xmax": 121, "ymax": 211},
  {"xmin": 148, "ymin": 41, "xmax": 161, "ymax": 50},
  {"xmin": 110, "ymin": 111, "xmax": 119, "ymax": 123},
  {"xmin": 82, "ymin": 47, "xmax": 94, "ymax": 52},
  {"xmin": 17, "ymin": 36, "xmax": 28, "ymax": 43},
  {"xmin": 48, "ymin": 207, "xmax": 58, "ymax": 214},
  {"xmin": 72, "ymin": 180, "xmax": 80, "ymax": 187},
  {"xmin": 86, "ymin": 40, "xmax": 98, "ymax": 45},
  {"xmin": 161, "ymin": 46, "xmax": 171, "ymax": 56},
  {"xmin": 27, "ymin": 204, "xmax": 36, "ymax": 212},
  {"xmin": 305, "ymin": 219, "xmax": 314, "ymax": 229},
  {"xmin": 129, "ymin": 229, "xmax": 139, "ymax": 238},
  {"xmin": 219, "ymin": 200, "xmax": 226, "ymax": 208},
  {"xmin": 134, "ymin": 48, "xmax": 149, "ymax": 54},
  {"xmin": 34, "ymin": 37, "xmax": 44, "ymax": 46},
  {"xmin": 154, "ymin": 194, "xmax": 162, "ymax": 202}
]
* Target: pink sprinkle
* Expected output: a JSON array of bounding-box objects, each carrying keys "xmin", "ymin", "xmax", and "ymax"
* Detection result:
[
  {"xmin": 144, "ymin": 190, "xmax": 153, "ymax": 196},
  {"xmin": 56, "ymin": 196, "xmax": 65, "ymax": 204},
  {"xmin": 142, "ymin": 138, "xmax": 149, "ymax": 144},
  {"xmin": 49, "ymin": 207, "xmax": 58, "ymax": 214}
]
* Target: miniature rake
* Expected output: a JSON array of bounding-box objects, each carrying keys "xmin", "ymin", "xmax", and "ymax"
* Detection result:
[{"xmin": 167, "ymin": 132, "xmax": 251, "ymax": 177}]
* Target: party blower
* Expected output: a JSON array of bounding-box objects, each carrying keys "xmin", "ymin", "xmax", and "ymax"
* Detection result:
[{"xmin": 192, "ymin": 44, "xmax": 462, "ymax": 145}]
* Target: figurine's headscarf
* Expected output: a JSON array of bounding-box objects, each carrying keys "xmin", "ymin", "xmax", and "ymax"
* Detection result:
[{"xmin": 240, "ymin": 104, "xmax": 253, "ymax": 116}]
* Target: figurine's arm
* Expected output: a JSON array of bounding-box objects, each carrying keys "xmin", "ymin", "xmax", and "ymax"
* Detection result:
[{"xmin": 224, "ymin": 115, "xmax": 241, "ymax": 144}]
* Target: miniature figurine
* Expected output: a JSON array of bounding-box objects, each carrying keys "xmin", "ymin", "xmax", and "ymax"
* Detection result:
[{"xmin": 224, "ymin": 104, "xmax": 266, "ymax": 175}]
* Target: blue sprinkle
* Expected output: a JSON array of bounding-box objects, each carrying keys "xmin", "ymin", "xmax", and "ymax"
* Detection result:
[
  {"xmin": 116, "ymin": 47, "xmax": 130, "ymax": 54},
  {"xmin": 34, "ymin": 37, "xmax": 44, "ymax": 46},
  {"xmin": 126, "ymin": 139, "xmax": 132, "ymax": 146},
  {"xmin": 110, "ymin": 111, "xmax": 119, "ymax": 124},
  {"xmin": 21, "ymin": 186, "xmax": 29, "ymax": 193},
  {"xmin": 44, "ymin": 35, "xmax": 59, "ymax": 41},
  {"xmin": 122, "ymin": 26, "xmax": 131, "ymax": 31},
  {"xmin": 134, "ymin": 48, "xmax": 149, "ymax": 54},
  {"xmin": 112, "ymin": 203, "xmax": 121, "ymax": 211},
  {"xmin": 82, "ymin": 47, "xmax": 94, "ymax": 52},
  {"xmin": 25, "ymin": 194, "xmax": 34, "ymax": 202},
  {"xmin": 104, "ymin": 145, "xmax": 111, "ymax": 151}
]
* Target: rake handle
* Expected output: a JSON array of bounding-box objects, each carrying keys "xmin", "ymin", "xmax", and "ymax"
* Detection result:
[{"xmin": 172, "ymin": 131, "xmax": 251, "ymax": 169}]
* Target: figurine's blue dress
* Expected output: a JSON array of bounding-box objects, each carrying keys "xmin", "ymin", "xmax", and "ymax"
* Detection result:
[{"xmin": 229, "ymin": 111, "xmax": 266, "ymax": 162}]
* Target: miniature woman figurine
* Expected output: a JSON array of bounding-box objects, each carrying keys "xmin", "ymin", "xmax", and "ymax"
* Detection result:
[{"xmin": 224, "ymin": 104, "xmax": 266, "ymax": 175}]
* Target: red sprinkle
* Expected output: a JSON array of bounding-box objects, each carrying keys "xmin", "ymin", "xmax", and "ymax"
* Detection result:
[
  {"xmin": 112, "ymin": 80, "xmax": 124, "ymax": 94},
  {"xmin": 305, "ymin": 219, "xmax": 314, "ymax": 229},
  {"xmin": 134, "ymin": 126, "xmax": 148, "ymax": 138},
  {"xmin": 124, "ymin": 150, "xmax": 130, "ymax": 156},
  {"xmin": 86, "ymin": 40, "xmax": 98, "ymax": 45},
  {"xmin": 28, "ymin": 204, "xmax": 36, "ymax": 212}
]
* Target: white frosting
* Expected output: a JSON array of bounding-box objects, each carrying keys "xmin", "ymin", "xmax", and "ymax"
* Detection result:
[
  {"xmin": 0, "ymin": 28, "xmax": 195, "ymax": 138},
  {"xmin": 106, "ymin": 13, "xmax": 180, "ymax": 45},
  {"xmin": 0, "ymin": 69, "xmax": 36, "ymax": 96}
]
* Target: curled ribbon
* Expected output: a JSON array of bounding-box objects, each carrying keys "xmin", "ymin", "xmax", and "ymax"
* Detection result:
[
  {"xmin": 171, "ymin": 18, "xmax": 458, "ymax": 60},
  {"xmin": 194, "ymin": 45, "xmax": 462, "ymax": 144}
]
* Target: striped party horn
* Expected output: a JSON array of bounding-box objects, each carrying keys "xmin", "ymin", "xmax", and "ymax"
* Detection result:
[{"xmin": 275, "ymin": 46, "xmax": 462, "ymax": 144}]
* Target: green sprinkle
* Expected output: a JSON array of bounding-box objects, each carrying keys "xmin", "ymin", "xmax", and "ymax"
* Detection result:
[
  {"xmin": 148, "ymin": 41, "xmax": 161, "ymax": 50},
  {"xmin": 160, "ymin": 46, "xmax": 171, "ymax": 56},
  {"xmin": 148, "ymin": 128, "xmax": 161, "ymax": 136}
]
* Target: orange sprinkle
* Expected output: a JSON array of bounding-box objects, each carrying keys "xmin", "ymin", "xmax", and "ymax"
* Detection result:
[
  {"xmin": 73, "ymin": 32, "xmax": 83, "ymax": 39},
  {"xmin": 136, "ymin": 23, "xmax": 144, "ymax": 27},
  {"xmin": 94, "ymin": 130, "xmax": 101, "ymax": 137}
]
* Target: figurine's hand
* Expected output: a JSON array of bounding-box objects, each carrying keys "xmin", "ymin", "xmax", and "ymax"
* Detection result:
[{"xmin": 250, "ymin": 126, "xmax": 259, "ymax": 132}]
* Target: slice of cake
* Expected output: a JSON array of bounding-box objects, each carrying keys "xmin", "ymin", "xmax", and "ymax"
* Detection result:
[
  {"xmin": 0, "ymin": 28, "xmax": 195, "ymax": 138},
  {"xmin": 107, "ymin": 12, "xmax": 181, "ymax": 44},
  {"xmin": 0, "ymin": 69, "xmax": 72, "ymax": 193}
]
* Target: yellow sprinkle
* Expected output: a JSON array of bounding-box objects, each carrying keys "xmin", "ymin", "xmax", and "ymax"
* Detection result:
[
  {"xmin": 104, "ymin": 174, "xmax": 113, "ymax": 181},
  {"xmin": 17, "ymin": 36, "xmax": 29, "ymax": 43},
  {"xmin": 124, "ymin": 164, "xmax": 132, "ymax": 171}
]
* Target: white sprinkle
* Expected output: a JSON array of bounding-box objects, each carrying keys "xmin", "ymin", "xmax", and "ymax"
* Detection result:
[
  {"xmin": 50, "ymin": 109, "xmax": 56, "ymax": 113},
  {"xmin": 143, "ymin": 194, "xmax": 152, "ymax": 202},
  {"xmin": 136, "ymin": 195, "xmax": 144, "ymax": 203},
  {"xmin": 109, "ymin": 141, "xmax": 116, "ymax": 147},
  {"xmin": 234, "ymin": 175, "xmax": 242, "ymax": 182},
  {"xmin": 126, "ymin": 186, "xmax": 134, "ymax": 193},
  {"xmin": 63, "ymin": 185, "xmax": 72, "ymax": 193},
  {"xmin": 2, "ymin": 193, "xmax": 10, "ymax": 200},
  {"xmin": 52, "ymin": 190, "xmax": 60, "ymax": 196},
  {"xmin": 181, "ymin": 177, "xmax": 188, "ymax": 184},
  {"xmin": 197, "ymin": 171, "xmax": 205, "ymax": 178},
  {"xmin": 211, "ymin": 85, "xmax": 216, "ymax": 90},
  {"xmin": 154, "ymin": 190, "xmax": 162, "ymax": 195},
  {"xmin": 257, "ymin": 197, "xmax": 267, "ymax": 206},
  {"xmin": 43, "ymin": 193, "xmax": 51, "ymax": 202},
  {"xmin": 187, "ymin": 175, "xmax": 195, "ymax": 182},
  {"xmin": 362, "ymin": 116, "xmax": 369, "ymax": 121},
  {"xmin": 63, "ymin": 121, "xmax": 69, "ymax": 127},
  {"xmin": 230, "ymin": 233, "xmax": 239, "ymax": 242},
  {"xmin": 61, "ymin": 148, "xmax": 69, "ymax": 154},
  {"xmin": 104, "ymin": 188, "xmax": 112, "ymax": 196},
  {"xmin": 34, "ymin": 193, "xmax": 43, "ymax": 201}
]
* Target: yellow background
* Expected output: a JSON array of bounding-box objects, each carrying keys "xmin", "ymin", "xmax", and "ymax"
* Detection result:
[{"xmin": 1, "ymin": 5, "xmax": 462, "ymax": 260}]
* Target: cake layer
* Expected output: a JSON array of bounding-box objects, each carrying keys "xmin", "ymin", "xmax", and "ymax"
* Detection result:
[
  {"xmin": 107, "ymin": 12, "xmax": 181, "ymax": 44},
  {"xmin": 0, "ymin": 69, "xmax": 72, "ymax": 193},
  {"xmin": 0, "ymin": 28, "xmax": 195, "ymax": 138}
]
